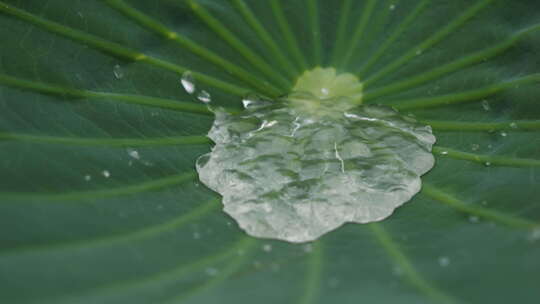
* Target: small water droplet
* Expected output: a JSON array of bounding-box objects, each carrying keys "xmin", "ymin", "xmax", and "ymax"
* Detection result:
[
  {"xmin": 487, "ymin": 144, "xmax": 493, "ymax": 150},
  {"xmin": 471, "ymin": 144, "xmax": 480, "ymax": 151},
  {"xmin": 415, "ymin": 49, "xmax": 423, "ymax": 56},
  {"xmin": 481, "ymin": 100, "xmax": 491, "ymax": 111},
  {"xmin": 321, "ymin": 87, "xmax": 329, "ymax": 96},
  {"xmin": 484, "ymin": 162, "xmax": 492, "ymax": 167},
  {"xmin": 500, "ymin": 131, "xmax": 507, "ymax": 137},
  {"xmin": 193, "ymin": 232, "xmax": 201, "ymax": 239},
  {"xmin": 197, "ymin": 90, "xmax": 211, "ymax": 103},
  {"xmin": 205, "ymin": 267, "xmax": 219, "ymax": 276},
  {"xmin": 84, "ymin": 175, "xmax": 92, "ymax": 181},
  {"xmin": 529, "ymin": 227, "xmax": 540, "ymax": 242},
  {"xmin": 328, "ymin": 277, "xmax": 340, "ymax": 288},
  {"xmin": 181, "ymin": 71, "xmax": 196, "ymax": 94},
  {"xmin": 102, "ymin": 170, "xmax": 110, "ymax": 178},
  {"xmin": 156, "ymin": 204, "xmax": 164, "ymax": 210},
  {"xmin": 509, "ymin": 122, "xmax": 518, "ymax": 129},
  {"xmin": 113, "ymin": 64, "xmax": 124, "ymax": 79},
  {"xmin": 389, "ymin": 4, "xmax": 396, "ymax": 10},
  {"xmin": 440, "ymin": 150, "xmax": 449, "ymax": 155},
  {"xmin": 392, "ymin": 266, "xmax": 403, "ymax": 276},
  {"xmin": 481, "ymin": 200, "xmax": 488, "ymax": 206},
  {"xmin": 237, "ymin": 249, "xmax": 245, "ymax": 256},
  {"xmin": 469, "ymin": 215, "xmax": 480, "ymax": 223},
  {"xmin": 262, "ymin": 244, "xmax": 272, "ymax": 252},
  {"xmin": 127, "ymin": 148, "xmax": 140, "ymax": 160},
  {"xmin": 438, "ymin": 256, "xmax": 450, "ymax": 267}
]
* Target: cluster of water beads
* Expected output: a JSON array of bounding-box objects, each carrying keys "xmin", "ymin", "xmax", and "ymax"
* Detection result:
[
  {"xmin": 196, "ymin": 82, "xmax": 436, "ymax": 242},
  {"xmin": 181, "ymin": 71, "xmax": 212, "ymax": 104}
]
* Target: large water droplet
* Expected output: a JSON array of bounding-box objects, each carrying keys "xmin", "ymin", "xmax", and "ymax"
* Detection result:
[
  {"xmin": 181, "ymin": 71, "xmax": 196, "ymax": 94},
  {"xmin": 196, "ymin": 97, "xmax": 436, "ymax": 243}
]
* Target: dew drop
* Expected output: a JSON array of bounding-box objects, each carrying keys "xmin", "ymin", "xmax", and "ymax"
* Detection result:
[
  {"xmin": 303, "ymin": 243, "xmax": 313, "ymax": 253},
  {"xmin": 197, "ymin": 90, "xmax": 211, "ymax": 103},
  {"xmin": 205, "ymin": 267, "xmax": 219, "ymax": 276},
  {"xmin": 392, "ymin": 266, "xmax": 404, "ymax": 277},
  {"xmin": 500, "ymin": 131, "xmax": 507, "ymax": 137},
  {"xmin": 328, "ymin": 277, "xmax": 340, "ymax": 288},
  {"xmin": 415, "ymin": 49, "xmax": 423, "ymax": 56},
  {"xmin": 468, "ymin": 215, "xmax": 480, "ymax": 223},
  {"xmin": 389, "ymin": 4, "xmax": 396, "ymax": 10},
  {"xmin": 481, "ymin": 100, "xmax": 491, "ymax": 111},
  {"xmin": 113, "ymin": 64, "xmax": 124, "ymax": 79},
  {"xmin": 529, "ymin": 227, "xmax": 540, "ymax": 242},
  {"xmin": 440, "ymin": 150, "xmax": 449, "ymax": 155},
  {"xmin": 102, "ymin": 170, "xmax": 110, "ymax": 178},
  {"xmin": 484, "ymin": 162, "xmax": 492, "ymax": 167},
  {"xmin": 193, "ymin": 231, "xmax": 201, "ymax": 239},
  {"xmin": 181, "ymin": 71, "xmax": 196, "ymax": 94},
  {"xmin": 127, "ymin": 148, "xmax": 140, "ymax": 160},
  {"xmin": 471, "ymin": 144, "xmax": 480, "ymax": 151},
  {"xmin": 509, "ymin": 122, "xmax": 518, "ymax": 129},
  {"xmin": 84, "ymin": 175, "xmax": 92, "ymax": 181},
  {"xmin": 438, "ymin": 256, "xmax": 451, "ymax": 267},
  {"xmin": 262, "ymin": 244, "xmax": 272, "ymax": 252}
]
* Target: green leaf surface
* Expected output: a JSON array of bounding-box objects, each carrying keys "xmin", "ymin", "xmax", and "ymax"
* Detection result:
[{"xmin": 0, "ymin": 0, "xmax": 539, "ymax": 303}]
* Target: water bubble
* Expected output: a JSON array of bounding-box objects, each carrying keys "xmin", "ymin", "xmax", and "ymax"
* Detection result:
[
  {"xmin": 197, "ymin": 90, "xmax": 211, "ymax": 103},
  {"xmin": 471, "ymin": 144, "xmax": 480, "ymax": 151},
  {"xmin": 415, "ymin": 49, "xmax": 423, "ymax": 56},
  {"xmin": 321, "ymin": 88, "xmax": 329, "ymax": 96},
  {"xmin": 487, "ymin": 144, "xmax": 493, "ymax": 150},
  {"xmin": 440, "ymin": 150, "xmax": 449, "ymax": 155},
  {"xmin": 205, "ymin": 267, "xmax": 219, "ymax": 276},
  {"xmin": 113, "ymin": 64, "xmax": 124, "ymax": 79},
  {"xmin": 102, "ymin": 170, "xmax": 110, "ymax": 178},
  {"xmin": 84, "ymin": 175, "xmax": 92, "ymax": 181},
  {"xmin": 481, "ymin": 100, "xmax": 491, "ymax": 111},
  {"xmin": 181, "ymin": 71, "xmax": 196, "ymax": 94},
  {"xmin": 484, "ymin": 162, "xmax": 492, "ymax": 167},
  {"xmin": 438, "ymin": 256, "xmax": 450, "ymax": 267},
  {"xmin": 500, "ymin": 131, "xmax": 507, "ymax": 137},
  {"xmin": 127, "ymin": 148, "xmax": 140, "ymax": 160},
  {"xmin": 262, "ymin": 244, "xmax": 272, "ymax": 252},
  {"xmin": 389, "ymin": 4, "xmax": 396, "ymax": 10},
  {"xmin": 468, "ymin": 215, "xmax": 480, "ymax": 223},
  {"xmin": 509, "ymin": 122, "xmax": 518, "ymax": 129}
]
